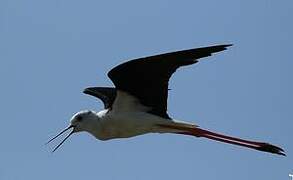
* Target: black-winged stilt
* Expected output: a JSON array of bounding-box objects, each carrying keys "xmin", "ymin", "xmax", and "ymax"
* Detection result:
[{"xmin": 47, "ymin": 44, "xmax": 285, "ymax": 156}]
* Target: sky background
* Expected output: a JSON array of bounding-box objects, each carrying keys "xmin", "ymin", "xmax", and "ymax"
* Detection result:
[{"xmin": 0, "ymin": 0, "xmax": 292, "ymax": 179}]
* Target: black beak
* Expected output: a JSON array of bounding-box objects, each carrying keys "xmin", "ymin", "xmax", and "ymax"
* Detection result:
[{"xmin": 46, "ymin": 125, "xmax": 75, "ymax": 152}]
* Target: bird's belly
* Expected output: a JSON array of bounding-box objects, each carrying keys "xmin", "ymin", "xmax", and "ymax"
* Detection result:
[{"xmin": 98, "ymin": 112, "xmax": 169, "ymax": 140}]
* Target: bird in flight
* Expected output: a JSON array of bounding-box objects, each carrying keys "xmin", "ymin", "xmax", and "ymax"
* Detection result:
[{"xmin": 47, "ymin": 44, "xmax": 285, "ymax": 156}]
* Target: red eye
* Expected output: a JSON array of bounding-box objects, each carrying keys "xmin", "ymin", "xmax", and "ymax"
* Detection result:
[{"xmin": 76, "ymin": 115, "xmax": 83, "ymax": 122}]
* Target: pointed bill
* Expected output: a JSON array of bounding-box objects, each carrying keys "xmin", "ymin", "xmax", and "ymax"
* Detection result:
[{"xmin": 46, "ymin": 125, "xmax": 75, "ymax": 152}]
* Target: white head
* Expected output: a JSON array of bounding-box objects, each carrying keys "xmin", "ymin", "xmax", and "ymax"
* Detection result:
[
  {"xmin": 46, "ymin": 110, "xmax": 98, "ymax": 152},
  {"xmin": 70, "ymin": 110, "xmax": 98, "ymax": 132}
]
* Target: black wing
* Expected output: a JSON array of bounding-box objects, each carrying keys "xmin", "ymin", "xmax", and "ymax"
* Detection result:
[
  {"xmin": 83, "ymin": 87, "xmax": 116, "ymax": 109},
  {"xmin": 108, "ymin": 44, "xmax": 232, "ymax": 119}
]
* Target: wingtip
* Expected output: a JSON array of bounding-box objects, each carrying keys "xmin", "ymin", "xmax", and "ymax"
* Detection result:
[
  {"xmin": 83, "ymin": 87, "xmax": 95, "ymax": 95},
  {"xmin": 221, "ymin": 44, "xmax": 233, "ymax": 49},
  {"xmin": 204, "ymin": 44, "xmax": 233, "ymax": 54},
  {"xmin": 83, "ymin": 87, "xmax": 95, "ymax": 92},
  {"xmin": 83, "ymin": 88, "xmax": 89, "ymax": 94}
]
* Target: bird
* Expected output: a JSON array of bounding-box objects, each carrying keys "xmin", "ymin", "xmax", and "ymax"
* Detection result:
[{"xmin": 47, "ymin": 44, "xmax": 285, "ymax": 156}]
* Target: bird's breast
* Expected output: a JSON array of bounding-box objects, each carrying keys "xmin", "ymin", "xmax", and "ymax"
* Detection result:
[{"xmin": 96, "ymin": 111, "xmax": 166, "ymax": 140}]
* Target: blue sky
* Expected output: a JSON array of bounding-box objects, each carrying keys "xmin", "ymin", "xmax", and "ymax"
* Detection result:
[{"xmin": 0, "ymin": 0, "xmax": 292, "ymax": 179}]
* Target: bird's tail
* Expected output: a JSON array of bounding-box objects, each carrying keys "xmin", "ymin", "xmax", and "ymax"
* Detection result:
[{"xmin": 156, "ymin": 123, "xmax": 285, "ymax": 156}]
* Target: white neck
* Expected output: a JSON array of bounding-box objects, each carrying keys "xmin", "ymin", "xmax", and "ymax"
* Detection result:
[{"xmin": 83, "ymin": 109, "xmax": 109, "ymax": 140}]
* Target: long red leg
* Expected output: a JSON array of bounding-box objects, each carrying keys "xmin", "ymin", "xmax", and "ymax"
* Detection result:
[{"xmin": 157, "ymin": 124, "xmax": 285, "ymax": 156}]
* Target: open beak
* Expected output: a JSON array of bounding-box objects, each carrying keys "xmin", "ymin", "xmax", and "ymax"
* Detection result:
[{"xmin": 46, "ymin": 125, "xmax": 75, "ymax": 152}]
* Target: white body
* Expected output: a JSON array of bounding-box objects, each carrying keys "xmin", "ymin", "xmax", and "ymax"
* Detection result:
[
  {"xmin": 72, "ymin": 91, "xmax": 197, "ymax": 141},
  {"xmin": 94, "ymin": 111, "xmax": 191, "ymax": 140}
]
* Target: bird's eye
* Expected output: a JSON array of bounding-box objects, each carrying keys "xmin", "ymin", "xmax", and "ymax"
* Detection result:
[{"xmin": 76, "ymin": 115, "xmax": 83, "ymax": 122}]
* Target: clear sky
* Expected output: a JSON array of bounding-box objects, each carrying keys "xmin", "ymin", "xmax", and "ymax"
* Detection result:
[{"xmin": 0, "ymin": 0, "xmax": 292, "ymax": 179}]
